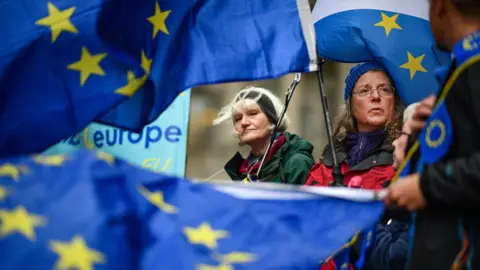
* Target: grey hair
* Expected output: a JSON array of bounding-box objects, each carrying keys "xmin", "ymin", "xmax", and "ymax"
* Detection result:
[{"xmin": 213, "ymin": 86, "xmax": 290, "ymax": 133}]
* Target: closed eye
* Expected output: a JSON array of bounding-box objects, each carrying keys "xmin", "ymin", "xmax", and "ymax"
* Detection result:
[{"xmin": 247, "ymin": 110, "xmax": 259, "ymax": 116}]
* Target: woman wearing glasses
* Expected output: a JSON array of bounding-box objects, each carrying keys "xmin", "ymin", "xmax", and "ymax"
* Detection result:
[
  {"xmin": 306, "ymin": 62, "xmax": 405, "ymax": 270},
  {"xmin": 305, "ymin": 61, "xmax": 404, "ymax": 190},
  {"xmin": 213, "ymin": 86, "xmax": 314, "ymax": 184}
]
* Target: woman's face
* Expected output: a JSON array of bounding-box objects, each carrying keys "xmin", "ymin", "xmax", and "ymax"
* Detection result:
[
  {"xmin": 351, "ymin": 71, "xmax": 396, "ymax": 132},
  {"xmin": 233, "ymin": 102, "xmax": 271, "ymax": 145}
]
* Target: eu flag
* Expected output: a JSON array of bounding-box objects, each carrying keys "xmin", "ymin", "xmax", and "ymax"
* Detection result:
[
  {"xmin": 0, "ymin": 151, "xmax": 145, "ymax": 270},
  {"xmin": 0, "ymin": 150, "xmax": 385, "ymax": 269},
  {"xmin": 0, "ymin": 0, "xmax": 317, "ymax": 157},
  {"xmin": 312, "ymin": 0, "xmax": 452, "ymax": 105},
  {"xmin": 139, "ymin": 182, "xmax": 385, "ymax": 269}
]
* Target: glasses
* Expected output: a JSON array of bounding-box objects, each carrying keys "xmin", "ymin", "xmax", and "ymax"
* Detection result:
[{"xmin": 353, "ymin": 85, "xmax": 395, "ymax": 98}]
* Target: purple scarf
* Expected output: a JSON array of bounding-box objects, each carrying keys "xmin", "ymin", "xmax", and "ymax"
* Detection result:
[{"xmin": 345, "ymin": 130, "xmax": 386, "ymax": 167}]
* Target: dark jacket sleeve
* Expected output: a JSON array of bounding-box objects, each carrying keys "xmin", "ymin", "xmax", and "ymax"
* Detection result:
[
  {"xmin": 420, "ymin": 63, "xmax": 480, "ymax": 211},
  {"xmin": 282, "ymin": 153, "xmax": 315, "ymax": 185},
  {"xmin": 420, "ymin": 65, "xmax": 480, "ymax": 209},
  {"xmin": 420, "ymin": 155, "xmax": 480, "ymax": 209},
  {"xmin": 354, "ymin": 221, "xmax": 409, "ymax": 270}
]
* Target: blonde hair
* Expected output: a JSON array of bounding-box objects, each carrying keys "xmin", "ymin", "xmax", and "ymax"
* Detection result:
[{"xmin": 213, "ymin": 86, "xmax": 290, "ymax": 132}]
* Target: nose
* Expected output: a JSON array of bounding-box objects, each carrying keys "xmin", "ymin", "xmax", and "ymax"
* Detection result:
[
  {"xmin": 370, "ymin": 89, "xmax": 381, "ymax": 100},
  {"xmin": 240, "ymin": 117, "xmax": 249, "ymax": 127}
]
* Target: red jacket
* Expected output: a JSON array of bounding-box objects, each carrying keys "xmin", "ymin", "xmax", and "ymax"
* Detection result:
[
  {"xmin": 305, "ymin": 144, "xmax": 395, "ymax": 190},
  {"xmin": 305, "ymin": 144, "xmax": 395, "ymax": 270}
]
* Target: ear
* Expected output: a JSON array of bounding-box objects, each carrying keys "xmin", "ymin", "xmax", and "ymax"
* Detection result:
[
  {"xmin": 429, "ymin": 0, "xmax": 440, "ymax": 18},
  {"xmin": 434, "ymin": 0, "xmax": 449, "ymax": 19}
]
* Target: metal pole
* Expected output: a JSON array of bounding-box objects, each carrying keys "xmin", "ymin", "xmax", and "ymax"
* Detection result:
[
  {"xmin": 315, "ymin": 59, "xmax": 344, "ymax": 187},
  {"xmin": 255, "ymin": 73, "xmax": 301, "ymax": 180}
]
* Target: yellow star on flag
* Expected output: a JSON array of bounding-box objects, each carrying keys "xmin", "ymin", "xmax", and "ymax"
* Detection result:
[
  {"xmin": 148, "ymin": 2, "xmax": 172, "ymax": 38},
  {"xmin": 33, "ymin": 154, "xmax": 67, "ymax": 166},
  {"xmin": 68, "ymin": 47, "xmax": 108, "ymax": 86},
  {"xmin": 198, "ymin": 264, "xmax": 233, "ymax": 270},
  {"xmin": 183, "ymin": 222, "xmax": 229, "ymax": 249},
  {"xmin": 50, "ymin": 235, "xmax": 106, "ymax": 270},
  {"xmin": 374, "ymin": 12, "xmax": 402, "ymax": 37},
  {"xmin": 218, "ymin": 252, "xmax": 256, "ymax": 264},
  {"xmin": 0, "ymin": 185, "xmax": 7, "ymax": 201},
  {"xmin": 115, "ymin": 71, "xmax": 147, "ymax": 97},
  {"xmin": 141, "ymin": 50, "xmax": 152, "ymax": 74},
  {"xmin": 96, "ymin": 151, "xmax": 114, "ymax": 166},
  {"xmin": 0, "ymin": 205, "xmax": 46, "ymax": 241},
  {"xmin": 196, "ymin": 247, "xmax": 256, "ymax": 269},
  {"xmin": 0, "ymin": 163, "xmax": 29, "ymax": 181},
  {"xmin": 400, "ymin": 51, "xmax": 427, "ymax": 79},
  {"xmin": 35, "ymin": 2, "xmax": 78, "ymax": 43},
  {"xmin": 138, "ymin": 186, "xmax": 178, "ymax": 213}
]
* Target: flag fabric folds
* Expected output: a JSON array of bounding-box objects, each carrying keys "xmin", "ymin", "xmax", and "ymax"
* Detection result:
[
  {"xmin": 312, "ymin": 0, "xmax": 452, "ymax": 105},
  {"xmin": 0, "ymin": 151, "xmax": 144, "ymax": 270},
  {"xmin": 0, "ymin": 150, "xmax": 384, "ymax": 269},
  {"xmin": 0, "ymin": 0, "xmax": 317, "ymax": 157},
  {"xmin": 0, "ymin": 0, "xmax": 143, "ymax": 158},
  {"xmin": 95, "ymin": 0, "xmax": 318, "ymax": 131}
]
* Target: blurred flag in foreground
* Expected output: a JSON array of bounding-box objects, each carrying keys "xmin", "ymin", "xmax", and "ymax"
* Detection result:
[
  {"xmin": 0, "ymin": 0, "xmax": 317, "ymax": 157},
  {"xmin": 0, "ymin": 150, "xmax": 384, "ymax": 269},
  {"xmin": 313, "ymin": 0, "xmax": 452, "ymax": 105}
]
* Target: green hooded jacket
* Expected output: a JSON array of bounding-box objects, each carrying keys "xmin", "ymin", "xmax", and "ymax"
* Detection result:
[{"xmin": 224, "ymin": 132, "xmax": 314, "ymax": 185}]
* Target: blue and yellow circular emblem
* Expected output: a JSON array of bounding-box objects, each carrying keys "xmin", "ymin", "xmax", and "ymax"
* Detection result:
[
  {"xmin": 419, "ymin": 103, "xmax": 453, "ymax": 164},
  {"xmin": 425, "ymin": 119, "xmax": 446, "ymax": 148}
]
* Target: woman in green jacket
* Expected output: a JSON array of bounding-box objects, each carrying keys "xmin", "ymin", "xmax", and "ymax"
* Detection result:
[{"xmin": 213, "ymin": 86, "xmax": 314, "ymax": 185}]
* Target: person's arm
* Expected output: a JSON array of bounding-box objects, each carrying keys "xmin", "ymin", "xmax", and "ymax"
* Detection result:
[
  {"xmin": 420, "ymin": 65, "xmax": 480, "ymax": 209},
  {"xmin": 283, "ymin": 153, "xmax": 315, "ymax": 185},
  {"xmin": 420, "ymin": 156, "xmax": 480, "ymax": 209},
  {"xmin": 354, "ymin": 221, "xmax": 409, "ymax": 270}
]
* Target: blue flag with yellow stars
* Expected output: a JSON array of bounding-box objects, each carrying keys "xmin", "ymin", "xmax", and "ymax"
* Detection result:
[
  {"xmin": 0, "ymin": 150, "xmax": 384, "ymax": 269},
  {"xmin": 0, "ymin": 151, "xmax": 155, "ymax": 270},
  {"xmin": 0, "ymin": 0, "xmax": 318, "ymax": 158},
  {"xmin": 312, "ymin": 0, "xmax": 452, "ymax": 105}
]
